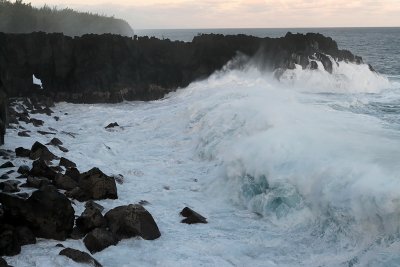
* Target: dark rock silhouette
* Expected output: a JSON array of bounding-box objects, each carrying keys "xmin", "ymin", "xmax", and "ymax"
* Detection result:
[
  {"xmin": 0, "ymin": 32, "xmax": 365, "ymax": 145},
  {"xmin": 180, "ymin": 207, "xmax": 207, "ymax": 224},
  {"xmin": 0, "ymin": 32, "xmax": 361, "ymax": 104},
  {"xmin": 59, "ymin": 247, "xmax": 102, "ymax": 267},
  {"xmin": 83, "ymin": 228, "xmax": 117, "ymax": 254},
  {"xmin": 0, "ymin": 186, "xmax": 75, "ymax": 240},
  {"xmin": 105, "ymin": 204, "xmax": 161, "ymax": 241}
]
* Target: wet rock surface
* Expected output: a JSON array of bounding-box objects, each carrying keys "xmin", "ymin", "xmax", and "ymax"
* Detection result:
[{"xmin": 105, "ymin": 204, "xmax": 161, "ymax": 241}]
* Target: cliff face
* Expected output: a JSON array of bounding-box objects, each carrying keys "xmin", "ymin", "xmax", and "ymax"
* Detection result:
[{"xmin": 0, "ymin": 32, "xmax": 362, "ymax": 104}]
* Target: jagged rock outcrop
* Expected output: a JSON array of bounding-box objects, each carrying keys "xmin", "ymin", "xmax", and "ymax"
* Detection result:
[
  {"xmin": 0, "ymin": 32, "xmax": 364, "ymax": 145},
  {"xmin": 0, "ymin": 32, "xmax": 362, "ymax": 104}
]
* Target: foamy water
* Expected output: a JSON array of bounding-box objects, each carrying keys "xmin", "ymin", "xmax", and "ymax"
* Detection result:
[{"xmin": 4, "ymin": 60, "xmax": 400, "ymax": 266}]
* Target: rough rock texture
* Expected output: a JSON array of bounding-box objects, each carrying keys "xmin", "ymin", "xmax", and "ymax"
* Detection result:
[
  {"xmin": 0, "ymin": 32, "xmax": 361, "ymax": 103},
  {"xmin": 105, "ymin": 204, "xmax": 161, "ymax": 241},
  {"xmin": 0, "ymin": 32, "xmax": 364, "ymax": 145},
  {"xmin": 59, "ymin": 247, "xmax": 102, "ymax": 267},
  {"xmin": 0, "ymin": 187, "xmax": 75, "ymax": 240},
  {"xmin": 76, "ymin": 168, "xmax": 118, "ymax": 201},
  {"xmin": 83, "ymin": 228, "xmax": 118, "ymax": 254}
]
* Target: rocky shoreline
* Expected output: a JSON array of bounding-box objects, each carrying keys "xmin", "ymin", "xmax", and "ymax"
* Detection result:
[
  {"xmin": 0, "ymin": 32, "xmax": 366, "ymax": 145},
  {"xmin": 0, "ymin": 32, "xmax": 370, "ymax": 266},
  {"xmin": 0, "ymin": 97, "xmax": 207, "ymax": 266}
]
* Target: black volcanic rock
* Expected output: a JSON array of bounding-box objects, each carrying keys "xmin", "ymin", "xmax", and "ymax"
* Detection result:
[
  {"xmin": 76, "ymin": 207, "xmax": 107, "ymax": 234},
  {"xmin": 0, "ymin": 32, "xmax": 362, "ymax": 103},
  {"xmin": 29, "ymin": 159, "xmax": 57, "ymax": 180},
  {"xmin": 0, "ymin": 187, "xmax": 75, "ymax": 240},
  {"xmin": 0, "ymin": 224, "xmax": 20, "ymax": 256},
  {"xmin": 105, "ymin": 204, "xmax": 161, "ymax": 241},
  {"xmin": 77, "ymin": 168, "xmax": 118, "ymax": 201},
  {"xmin": 105, "ymin": 122, "xmax": 119, "ymax": 129},
  {"xmin": 180, "ymin": 207, "xmax": 207, "ymax": 224},
  {"xmin": 29, "ymin": 142, "xmax": 57, "ymax": 161},
  {"xmin": 59, "ymin": 247, "xmax": 102, "ymax": 267},
  {"xmin": 15, "ymin": 147, "xmax": 30, "ymax": 158},
  {"xmin": 0, "ymin": 162, "xmax": 14, "ymax": 169},
  {"xmin": 83, "ymin": 228, "xmax": 118, "ymax": 254},
  {"xmin": 0, "ymin": 32, "xmax": 365, "ymax": 146}
]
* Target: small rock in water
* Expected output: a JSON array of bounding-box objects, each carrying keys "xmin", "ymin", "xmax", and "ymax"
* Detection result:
[
  {"xmin": 113, "ymin": 174, "xmax": 124, "ymax": 185},
  {"xmin": 0, "ymin": 162, "xmax": 14, "ymax": 169},
  {"xmin": 15, "ymin": 147, "xmax": 30, "ymax": 158},
  {"xmin": 139, "ymin": 200, "xmax": 150, "ymax": 206},
  {"xmin": 53, "ymin": 116, "xmax": 60, "ymax": 121},
  {"xmin": 59, "ymin": 247, "xmax": 102, "ymax": 267},
  {"xmin": 58, "ymin": 146, "xmax": 69, "ymax": 153},
  {"xmin": 37, "ymin": 130, "xmax": 56, "ymax": 136},
  {"xmin": 47, "ymin": 138, "xmax": 63, "ymax": 146},
  {"xmin": 0, "ymin": 174, "xmax": 9, "ymax": 180},
  {"xmin": 17, "ymin": 131, "xmax": 30, "ymax": 137},
  {"xmin": 105, "ymin": 122, "xmax": 119, "ymax": 129},
  {"xmin": 180, "ymin": 207, "xmax": 208, "ymax": 224},
  {"xmin": 30, "ymin": 118, "xmax": 44, "ymax": 127}
]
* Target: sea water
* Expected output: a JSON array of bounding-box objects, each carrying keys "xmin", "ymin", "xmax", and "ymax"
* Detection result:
[{"xmin": 4, "ymin": 28, "xmax": 400, "ymax": 266}]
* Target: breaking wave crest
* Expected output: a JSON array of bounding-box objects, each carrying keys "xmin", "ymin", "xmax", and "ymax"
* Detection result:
[{"xmin": 180, "ymin": 59, "xmax": 400, "ymax": 250}]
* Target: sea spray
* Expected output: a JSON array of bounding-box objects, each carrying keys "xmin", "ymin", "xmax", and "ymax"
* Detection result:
[{"xmin": 182, "ymin": 61, "xmax": 400, "ymax": 244}]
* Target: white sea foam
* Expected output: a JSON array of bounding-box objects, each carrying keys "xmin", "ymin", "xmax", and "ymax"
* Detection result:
[{"xmin": 4, "ymin": 61, "xmax": 400, "ymax": 266}]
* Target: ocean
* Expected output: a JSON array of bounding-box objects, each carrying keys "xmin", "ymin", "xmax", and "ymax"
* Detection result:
[{"xmin": 5, "ymin": 28, "xmax": 400, "ymax": 266}]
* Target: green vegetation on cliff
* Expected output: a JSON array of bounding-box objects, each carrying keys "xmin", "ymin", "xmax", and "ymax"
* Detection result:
[{"xmin": 0, "ymin": 0, "xmax": 134, "ymax": 36}]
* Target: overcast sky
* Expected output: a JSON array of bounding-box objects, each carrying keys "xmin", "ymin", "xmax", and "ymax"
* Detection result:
[{"xmin": 29, "ymin": 0, "xmax": 400, "ymax": 29}]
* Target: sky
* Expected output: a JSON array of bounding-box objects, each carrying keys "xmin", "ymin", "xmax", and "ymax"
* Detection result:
[{"xmin": 28, "ymin": 0, "xmax": 400, "ymax": 29}]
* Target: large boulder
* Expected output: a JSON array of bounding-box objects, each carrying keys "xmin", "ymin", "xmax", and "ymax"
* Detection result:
[
  {"xmin": 0, "ymin": 187, "xmax": 75, "ymax": 240},
  {"xmin": 105, "ymin": 204, "xmax": 161, "ymax": 241},
  {"xmin": 59, "ymin": 247, "xmax": 102, "ymax": 267},
  {"xmin": 83, "ymin": 228, "xmax": 118, "ymax": 254},
  {"xmin": 77, "ymin": 168, "xmax": 118, "ymax": 201}
]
